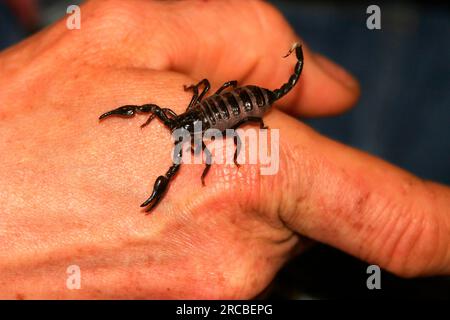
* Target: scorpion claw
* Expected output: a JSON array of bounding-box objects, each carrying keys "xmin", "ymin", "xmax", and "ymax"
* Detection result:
[
  {"xmin": 99, "ymin": 106, "xmax": 136, "ymax": 120},
  {"xmin": 140, "ymin": 176, "xmax": 169, "ymax": 212},
  {"xmin": 140, "ymin": 115, "xmax": 156, "ymax": 128}
]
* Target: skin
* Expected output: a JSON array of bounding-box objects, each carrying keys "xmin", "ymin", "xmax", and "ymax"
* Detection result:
[{"xmin": 0, "ymin": 0, "xmax": 448, "ymax": 299}]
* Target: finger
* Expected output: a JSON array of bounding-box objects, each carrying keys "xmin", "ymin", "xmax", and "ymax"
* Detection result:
[
  {"xmin": 159, "ymin": 0, "xmax": 360, "ymax": 117},
  {"xmin": 260, "ymin": 110, "xmax": 450, "ymax": 277},
  {"xmin": 81, "ymin": 0, "xmax": 360, "ymax": 117}
]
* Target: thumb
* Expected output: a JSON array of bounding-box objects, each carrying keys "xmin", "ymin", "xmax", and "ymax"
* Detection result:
[
  {"xmin": 161, "ymin": 0, "xmax": 361, "ymax": 117},
  {"xmin": 261, "ymin": 110, "xmax": 450, "ymax": 277}
]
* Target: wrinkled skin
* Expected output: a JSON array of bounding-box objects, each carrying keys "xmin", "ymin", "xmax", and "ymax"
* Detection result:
[{"xmin": 0, "ymin": 0, "xmax": 449, "ymax": 299}]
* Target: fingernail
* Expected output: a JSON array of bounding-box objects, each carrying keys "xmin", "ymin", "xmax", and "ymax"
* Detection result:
[{"xmin": 313, "ymin": 53, "xmax": 359, "ymax": 91}]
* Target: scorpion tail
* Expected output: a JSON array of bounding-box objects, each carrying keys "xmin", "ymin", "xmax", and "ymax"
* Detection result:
[{"xmin": 272, "ymin": 43, "xmax": 304, "ymax": 101}]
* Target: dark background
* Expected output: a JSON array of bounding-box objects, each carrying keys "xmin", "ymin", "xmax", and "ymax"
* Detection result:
[
  {"xmin": 1, "ymin": 0, "xmax": 449, "ymax": 299},
  {"xmin": 272, "ymin": 0, "xmax": 450, "ymax": 299}
]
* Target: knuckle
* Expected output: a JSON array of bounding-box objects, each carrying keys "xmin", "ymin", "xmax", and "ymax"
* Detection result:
[
  {"xmin": 70, "ymin": 0, "xmax": 147, "ymax": 63},
  {"xmin": 84, "ymin": 2, "xmax": 140, "ymax": 41}
]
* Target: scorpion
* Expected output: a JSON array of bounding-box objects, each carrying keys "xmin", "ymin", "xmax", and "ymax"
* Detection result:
[{"xmin": 99, "ymin": 43, "xmax": 304, "ymax": 212}]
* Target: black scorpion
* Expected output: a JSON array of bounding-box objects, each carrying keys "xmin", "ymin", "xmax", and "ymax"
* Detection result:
[{"xmin": 99, "ymin": 43, "xmax": 304, "ymax": 212}]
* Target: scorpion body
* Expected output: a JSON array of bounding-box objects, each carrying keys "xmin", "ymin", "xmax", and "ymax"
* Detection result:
[
  {"xmin": 99, "ymin": 43, "xmax": 304, "ymax": 212},
  {"xmin": 186, "ymin": 85, "xmax": 275, "ymax": 132}
]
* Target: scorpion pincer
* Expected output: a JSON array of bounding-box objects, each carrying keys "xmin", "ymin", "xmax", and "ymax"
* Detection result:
[{"xmin": 99, "ymin": 43, "xmax": 304, "ymax": 212}]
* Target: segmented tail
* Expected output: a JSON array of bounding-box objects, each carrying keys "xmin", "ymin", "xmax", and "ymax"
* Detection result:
[{"xmin": 273, "ymin": 43, "xmax": 304, "ymax": 101}]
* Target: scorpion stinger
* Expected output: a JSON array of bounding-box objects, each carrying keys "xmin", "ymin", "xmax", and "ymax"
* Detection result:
[{"xmin": 99, "ymin": 43, "xmax": 304, "ymax": 213}]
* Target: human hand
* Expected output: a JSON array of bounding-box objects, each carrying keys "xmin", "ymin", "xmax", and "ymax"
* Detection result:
[{"xmin": 0, "ymin": 0, "xmax": 448, "ymax": 299}]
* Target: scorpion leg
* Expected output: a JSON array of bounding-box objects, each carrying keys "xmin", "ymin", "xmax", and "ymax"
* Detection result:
[
  {"xmin": 233, "ymin": 133, "xmax": 242, "ymax": 168},
  {"xmin": 240, "ymin": 116, "xmax": 267, "ymax": 129},
  {"xmin": 184, "ymin": 79, "xmax": 210, "ymax": 110},
  {"xmin": 230, "ymin": 117, "xmax": 267, "ymax": 168},
  {"xmin": 163, "ymin": 108, "xmax": 178, "ymax": 119},
  {"xmin": 190, "ymin": 138, "xmax": 202, "ymax": 155},
  {"xmin": 190, "ymin": 139, "xmax": 210, "ymax": 185},
  {"xmin": 99, "ymin": 104, "xmax": 175, "ymax": 130},
  {"xmin": 141, "ymin": 141, "xmax": 183, "ymax": 212},
  {"xmin": 140, "ymin": 108, "xmax": 177, "ymax": 128},
  {"xmin": 215, "ymin": 80, "xmax": 238, "ymax": 95},
  {"xmin": 196, "ymin": 79, "xmax": 210, "ymax": 102},
  {"xmin": 200, "ymin": 141, "xmax": 212, "ymax": 186},
  {"xmin": 184, "ymin": 84, "xmax": 199, "ymax": 110}
]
